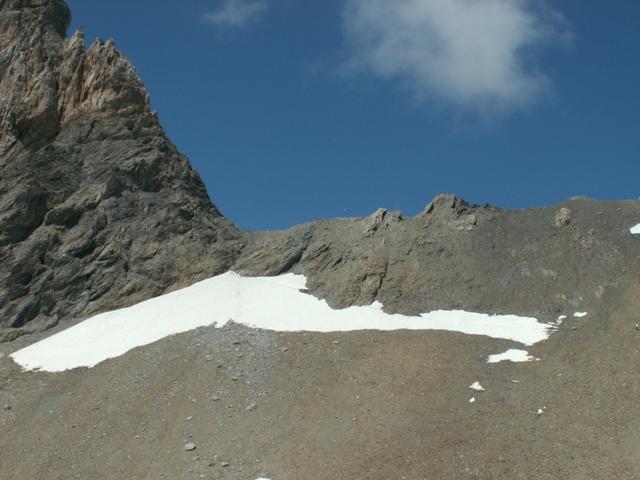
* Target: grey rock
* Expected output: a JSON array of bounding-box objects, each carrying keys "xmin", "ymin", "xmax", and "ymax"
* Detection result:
[
  {"xmin": 0, "ymin": 0, "xmax": 243, "ymax": 339},
  {"xmin": 450, "ymin": 213, "xmax": 477, "ymax": 231},
  {"xmin": 363, "ymin": 208, "xmax": 402, "ymax": 236},
  {"xmin": 183, "ymin": 442, "xmax": 196, "ymax": 452},
  {"xmin": 554, "ymin": 208, "xmax": 572, "ymax": 227}
]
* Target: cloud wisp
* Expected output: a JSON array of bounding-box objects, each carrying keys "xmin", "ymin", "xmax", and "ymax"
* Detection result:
[
  {"xmin": 204, "ymin": 0, "xmax": 268, "ymax": 28},
  {"xmin": 341, "ymin": 0, "xmax": 570, "ymax": 114}
]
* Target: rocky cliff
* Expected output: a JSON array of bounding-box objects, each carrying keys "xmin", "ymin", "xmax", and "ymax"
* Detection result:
[{"xmin": 0, "ymin": 0, "xmax": 243, "ymax": 340}]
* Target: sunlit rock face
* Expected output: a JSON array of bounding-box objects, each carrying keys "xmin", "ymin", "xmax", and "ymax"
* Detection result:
[{"xmin": 0, "ymin": 0, "xmax": 242, "ymax": 340}]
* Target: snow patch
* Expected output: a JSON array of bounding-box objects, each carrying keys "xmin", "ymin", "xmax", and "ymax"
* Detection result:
[
  {"xmin": 469, "ymin": 397, "xmax": 476, "ymax": 403},
  {"xmin": 11, "ymin": 271, "xmax": 554, "ymax": 372},
  {"xmin": 573, "ymin": 312, "xmax": 588, "ymax": 318},
  {"xmin": 487, "ymin": 349, "xmax": 536, "ymax": 364},
  {"xmin": 630, "ymin": 224, "xmax": 640, "ymax": 235},
  {"xmin": 469, "ymin": 381, "xmax": 485, "ymax": 391}
]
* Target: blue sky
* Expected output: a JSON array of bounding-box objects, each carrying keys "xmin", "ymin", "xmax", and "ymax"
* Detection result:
[{"xmin": 66, "ymin": 0, "xmax": 640, "ymax": 230}]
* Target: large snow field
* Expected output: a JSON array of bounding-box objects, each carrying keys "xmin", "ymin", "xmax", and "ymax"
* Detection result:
[{"xmin": 11, "ymin": 271, "xmax": 555, "ymax": 372}]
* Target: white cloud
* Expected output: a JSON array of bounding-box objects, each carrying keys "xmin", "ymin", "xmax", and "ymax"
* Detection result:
[
  {"xmin": 204, "ymin": 0, "xmax": 268, "ymax": 28},
  {"xmin": 342, "ymin": 0, "xmax": 569, "ymax": 113}
]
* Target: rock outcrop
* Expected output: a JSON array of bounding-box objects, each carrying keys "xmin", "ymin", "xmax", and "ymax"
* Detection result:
[
  {"xmin": 0, "ymin": 0, "xmax": 243, "ymax": 340},
  {"xmin": 236, "ymin": 196, "xmax": 640, "ymax": 321}
]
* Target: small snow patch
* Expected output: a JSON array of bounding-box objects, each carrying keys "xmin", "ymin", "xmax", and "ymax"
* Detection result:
[
  {"xmin": 487, "ymin": 349, "xmax": 536, "ymax": 364},
  {"xmin": 469, "ymin": 381, "xmax": 485, "ymax": 391},
  {"xmin": 573, "ymin": 312, "xmax": 588, "ymax": 318},
  {"xmin": 630, "ymin": 224, "xmax": 640, "ymax": 235},
  {"xmin": 469, "ymin": 397, "xmax": 476, "ymax": 403}
]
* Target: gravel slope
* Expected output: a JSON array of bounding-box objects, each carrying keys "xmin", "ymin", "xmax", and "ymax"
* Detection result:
[{"xmin": 2, "ymin": 279, "xmax": 639, "ymax": 479}]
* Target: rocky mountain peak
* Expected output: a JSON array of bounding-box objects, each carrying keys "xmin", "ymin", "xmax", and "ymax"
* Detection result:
[
  {"xmin": 419, "ymin": 193, "xmax": 470, "ymax": 216},
  {"xmin": 0, "ymin": 0, "xmax": 242, "ymax": 340},
  {"xmin": 0, "ymin": 0, "xmax": 152, "ymax": 153},
  {"xmin": 58, "ymin": 34, "xmax": 151, "ymax": 124}
]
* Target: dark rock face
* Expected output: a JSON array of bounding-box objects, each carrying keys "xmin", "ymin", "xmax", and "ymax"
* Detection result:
[{"xmin": 0, "ymin": 0, "xmax": 243, "ymax": 340}]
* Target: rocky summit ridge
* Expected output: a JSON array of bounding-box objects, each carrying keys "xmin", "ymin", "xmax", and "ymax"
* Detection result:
[{"xmin": 1, "ymin": 0, "xmax": 640, "ymax": 346}]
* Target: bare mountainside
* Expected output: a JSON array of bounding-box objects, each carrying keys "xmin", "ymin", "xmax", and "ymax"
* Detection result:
[{"xmin": 1, "ymin": 1, "xmax": 640, "ymax": 479}]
